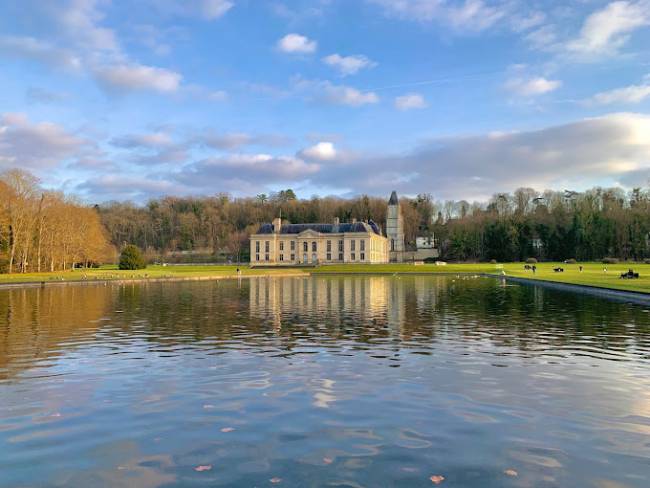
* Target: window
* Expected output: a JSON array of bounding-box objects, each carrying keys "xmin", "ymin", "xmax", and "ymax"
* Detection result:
[
  {"xmin": 351, "ymin": 240, "xmax": 356, "ymax": 251},
  {"xmin": 265, "ymin": 254, "xmax": 269, "ymax": 261},
  {"xmin": 303, "ymin": 242, "xmax": 308, "ymax": 252},
  {"xmin": 351, "ymin": 253, "xmax": 356, "ymax": 261},
  {"xmin": 280, "ymin": 241, "xmax": 284, "ymax": 251},
  {"xmin": 255, "ymin": 253, "xmax": 260, "ymax": 261},
  {"xmin": 255, "ymin": 241, "xmax": 260, "ymax": 252},
  {"xmin": 312, "ymin": 241, "xmax": 317, "ymax": 252},
  {"xmin": 327, "ymin": 253, "xmax": 331, "ymax": 261},
  {"xmin": 290, "ymin": 241, "xmax": 295, "ymax": 251},
  {"xmin": 360, "ymin": 240, "xmax": 365, "ymax": 251},
  {"xmin": 327, "ymin": 240, "xmax": 331, "ymax": 252},
  {"xmin": 290, "ymin": 254, "xmax": 295, "ymax": 261},
  {"xmin": 265, "ymin": 241, "xmax": 270, "ymax": 252},
  {"xmin": 360, "ymin": 253, "xmax": 365, "ymax": 261},
  {"xmin": 391, "ymin": 238, "xmax": 395, "ymax": 251},
  {"xmin": 338, "ymin": 240, "xmax": 344, "ymax": 252},
  {"xmin": 280, "ymin": 254, "xmax": 284, "ymax": 261},
  {"xmin": 338, "ymin": 253, "xmax": 344, "ymax": 261}
]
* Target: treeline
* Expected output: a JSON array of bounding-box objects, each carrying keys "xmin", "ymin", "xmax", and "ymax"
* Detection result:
[
  {"xmin": 98, "ymin": 186, "xmax": 650, "ymax": 263},
  {"xmin": 437, "ymin": 187, "xmax": 650, "ymax": 262},
  {"xmin": 97, "ymin": 192, "xmax": 436, "ymax": 262},
  {"xmin": 0, "ymin": 169, "xmax": 112, "ymax": 273}
]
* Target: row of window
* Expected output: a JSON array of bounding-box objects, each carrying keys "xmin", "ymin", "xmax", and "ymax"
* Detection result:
[
  {"xmin": 257, "ymin": 239, "xmax": 367, "ymax": 252},
  {"xmin": 255, "ymin": 252, "xmax": 367, "ymax": 262}
]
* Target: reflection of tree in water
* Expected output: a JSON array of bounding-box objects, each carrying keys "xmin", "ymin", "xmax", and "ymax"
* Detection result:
[
  {"xmin": 0, "ymin": 285, "xmax": 111, "ymax": 380},
  {"xmin": 1, "ymin": 277, "xmax": 648, "ymax": 380}
]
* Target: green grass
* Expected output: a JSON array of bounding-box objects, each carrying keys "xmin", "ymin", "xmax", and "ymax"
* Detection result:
[
  {"xmin": 0, "ymin": 264, "xmax": 306, "ymax": 285},
  {"xmin": 2, "ymin": 262, "xmax": 650, "ymax": 295},
  {"xmin": 313, "ymin": 262, "xmax": 650, "ymax": 294}
]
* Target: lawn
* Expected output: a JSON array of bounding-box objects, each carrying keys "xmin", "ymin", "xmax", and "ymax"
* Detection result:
[
  {"xmin": 0, "ymin": 264, "xmax": 306, "ymax": 285},
  {"xmin": 313, "ymin": 262, "xmax": 650, "ymax": 294},
  {"xmin": 2, "ymin": 262, "xmax": 650, "ymax": 295}
]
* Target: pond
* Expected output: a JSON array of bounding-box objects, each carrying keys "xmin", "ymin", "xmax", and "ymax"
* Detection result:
[{"xmin": 1, "ymin": 276, "xmax": 649, "ymax": 487}]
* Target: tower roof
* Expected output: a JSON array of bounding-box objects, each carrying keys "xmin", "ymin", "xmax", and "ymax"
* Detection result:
[{"xmin": 388, "ymin": 191, "xmax": 399, "ymax": 205}]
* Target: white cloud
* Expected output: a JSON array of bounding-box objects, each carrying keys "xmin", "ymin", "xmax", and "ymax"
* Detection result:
[
  {"xmin": 314, "ymin": 113, "xmax": 650, "ymax": 200},
  {"xmin": 0, "ymin": 35, "xmax": 82, "ymax": 70},
  {"xmin": 588, "ymin": 83, "xmax": 650, "ymax": 104},
  {"xmin": 178, "ymin": 153, "xmax": 320, "ymax": 187},
  {"xmin": 56, "ymin": 0, "xmax": 119, "ymax": 53},
  {"xmin": 277, "ymin": 33, "xmax": 317, "ymax": 53},
  {"xmin": 93, "ymin": 63, "xmax": 182, "ymax": 93},
  {"xmin": 197, "ymin": 0, "xmax": 234, "ymax": 19},
  {"xmin": 111, "ymin": 132, "xmax": 173, "ymax": 149},
  {"xmin": 293, "ymin": 78, "xmax": 379, "ymax": 106},
  {"xmin": 0, "ymin": 113, "xmax": 87, "ymax": 170},
  {"xmin": 151, "ymin": 0, "xmax": 234, "ymax": 20},
  {"xmin": 299, "ymin": 142, "xmax": 337, "ymax": 161},
  {"xmin": 322, "ymin": 54, "xmax": 377, "ymax": 76},
  {"xmin": 369, "ymin": 0, "xmax": 509, "ymax": 32},
  {"xmin": 567, "ymin": 1, "xmax": 650, "ymax": 56},
  {"xmin": 395, "ymin": 93, "xmax": 428, "ymax": 110},
  {"xmin": 505, "ymin": 76, "xmax": 561, "ymax": 96}
]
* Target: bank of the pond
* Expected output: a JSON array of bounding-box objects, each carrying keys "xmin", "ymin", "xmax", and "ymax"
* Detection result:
[
  {"xmin": 2, "ymin": 262, "xmax": 650, "ymax": 297},
  {"xmin": 312, "ymin": 262, "xmax": 650, "ymax": 295},
  {"xmin": 0, "ymin": 265, "xmax": 308, "ymax": 288}
]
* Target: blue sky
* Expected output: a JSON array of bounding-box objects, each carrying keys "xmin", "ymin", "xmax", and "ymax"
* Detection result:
[{"xmin": 1, "ymin": 0, "xmax": 649, "ymax": 203}]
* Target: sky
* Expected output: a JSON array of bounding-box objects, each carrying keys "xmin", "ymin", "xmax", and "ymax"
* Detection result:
[{"xmin": 0, "ymin": 0, "xmax": 649, "ymax": 203}]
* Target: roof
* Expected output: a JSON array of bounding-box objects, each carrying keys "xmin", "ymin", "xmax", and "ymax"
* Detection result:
[
  {"xmin": 255, "ymin": 220, "xmax": 383, "ymax": 236},
  {"xmin": 388, "ymin": 191, "xmax": 399, "ymax": 205}
]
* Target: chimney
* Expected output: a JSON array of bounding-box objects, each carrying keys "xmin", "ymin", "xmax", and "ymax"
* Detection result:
[{"xmin": 272, "ymin": 217, "xmax": 282, "ymax": 233}]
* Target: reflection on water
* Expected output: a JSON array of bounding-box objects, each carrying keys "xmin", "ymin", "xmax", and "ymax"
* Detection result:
[{"xmin": 1, "ymin": 276, "xmax": 649, "ymax": 487}]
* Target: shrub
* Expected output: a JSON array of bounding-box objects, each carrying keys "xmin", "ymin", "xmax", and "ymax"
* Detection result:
[
  {"xmin": 565, "ymin": 258, "xmax": 577, "ymax": 264},
  {"xmin": 644, "ymin": 258, "xmax": 650, "ymax": 265},
  {"xmin": 525, "ymin": 257, "xmax": 538, "ymax": 264},
  {"xmin": 0, "ymin": 257, "xmax": 8, "ymax": 274},
  {"xmin": 489, "ymin": 259, "xmax": 497, "ymax": 264},
  {"xmin": 119, "ymin": 245, "xmax": 147, "ymax": 270},
  {"xmin": 602, "ymin": 257, "xmax": 619, "ymax": 264}
]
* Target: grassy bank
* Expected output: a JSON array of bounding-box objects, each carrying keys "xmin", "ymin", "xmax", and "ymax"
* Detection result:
[
  {"xmin": 2, "ymin": 262, "xmax": 650, "ymax": 295},
  {"xmin": 313, "ymin": 262, "xmax": 650, "ymax": 294},
  {"xmin": 0, "ymin": 264, "xmax": 306, "ymax": 285}
]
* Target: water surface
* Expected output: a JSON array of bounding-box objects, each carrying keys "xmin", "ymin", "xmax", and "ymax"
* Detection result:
[{"xmin": 1, "ymin": 276, "xmax": 649, "ymax": 487}]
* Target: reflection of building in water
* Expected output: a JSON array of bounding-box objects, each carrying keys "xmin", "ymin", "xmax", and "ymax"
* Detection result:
[
  {"xmin": 250, "ymin": 276, "xmax": 391, "ymax": 327},
  {"xmin": 249, "ymin": 276, "xmax": 444, "ymax": 334}
]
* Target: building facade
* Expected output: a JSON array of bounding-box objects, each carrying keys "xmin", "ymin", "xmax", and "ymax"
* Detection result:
[{"xmin": 250, "ymin": 217, "xmax": 389, "ymax": 266}]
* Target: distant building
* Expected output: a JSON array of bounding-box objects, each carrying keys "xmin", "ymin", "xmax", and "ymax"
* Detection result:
[
  {"xmin": 386, "ymin": 190, "xmax": 405, "ymax": 262},
  {"xmin": 387, "ymin": 191, "xmax": 439, "ymax": 262},
  {"xmin": 249, "ymin": 217, "xmax": 388, "ymax": 266}
]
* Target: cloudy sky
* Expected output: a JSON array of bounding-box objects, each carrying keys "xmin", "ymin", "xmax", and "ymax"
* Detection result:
[{"xmin": 1, "ymin": 0, "xmax": 650, "ymax": 202}]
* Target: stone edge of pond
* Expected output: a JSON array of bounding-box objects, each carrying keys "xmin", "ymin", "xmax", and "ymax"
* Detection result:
[
  {"xmin": 0, "ymin": 273, "xmax": 310, "ymax": 290},
  {"xmin": 494, "ymin": 275, "xmax": 650, "ymax": 305},
  {"xmin": 311, "ymin": 270, "xmax": 650, "ymax": 305}
]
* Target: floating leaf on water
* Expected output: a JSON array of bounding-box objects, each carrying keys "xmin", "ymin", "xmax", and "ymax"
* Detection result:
[
  {"xmin": 194, "ymin": 465, "xmax": 212, "ymax": 472},
  {"xmin": 504, "ymin": 469, "xmax": 518, "ymax": 477},
  {"xmin": 323, "ymin": 457, "xmax": 333, "ymax": 465},
  {"xmin": 270, "ymin": 477, "xmax": 282, "ymax": 483},
  {"xmin": 221, "ymin": 427, "xmax": 235, "ymax": 432},
  {"xmin": 430, "ymin": 475, "xmax": 445, "ymax": 484}
]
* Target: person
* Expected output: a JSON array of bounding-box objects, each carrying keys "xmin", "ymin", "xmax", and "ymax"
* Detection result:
[
  {"xmin": 532, "ymin": 265, "xmax": 536, "ymax": 274},
  {"xmin": 236, "ymin": 267, "xmax": 241, "ymax": 277},
  {"xmin": 579, "ymin": 265, "xmax": 583, "ymax": 272}
]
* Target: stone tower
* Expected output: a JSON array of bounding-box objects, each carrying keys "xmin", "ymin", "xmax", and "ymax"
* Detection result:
[{"xmin": 386, "ymin": 190, "xmax": 404, "ymax": 262}]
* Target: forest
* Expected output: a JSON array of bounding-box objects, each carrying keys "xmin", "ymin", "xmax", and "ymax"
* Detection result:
[
  {"xmin": 3, "ymin": 167, "xmax": 650, "ymax": 271},
  {"xmin": 96, "ymin": 185, "xmax": 650, "ymax": 263},
  {"xmin": 0, "ymin": 169, "xmax": 112, "ymax": 273}
]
